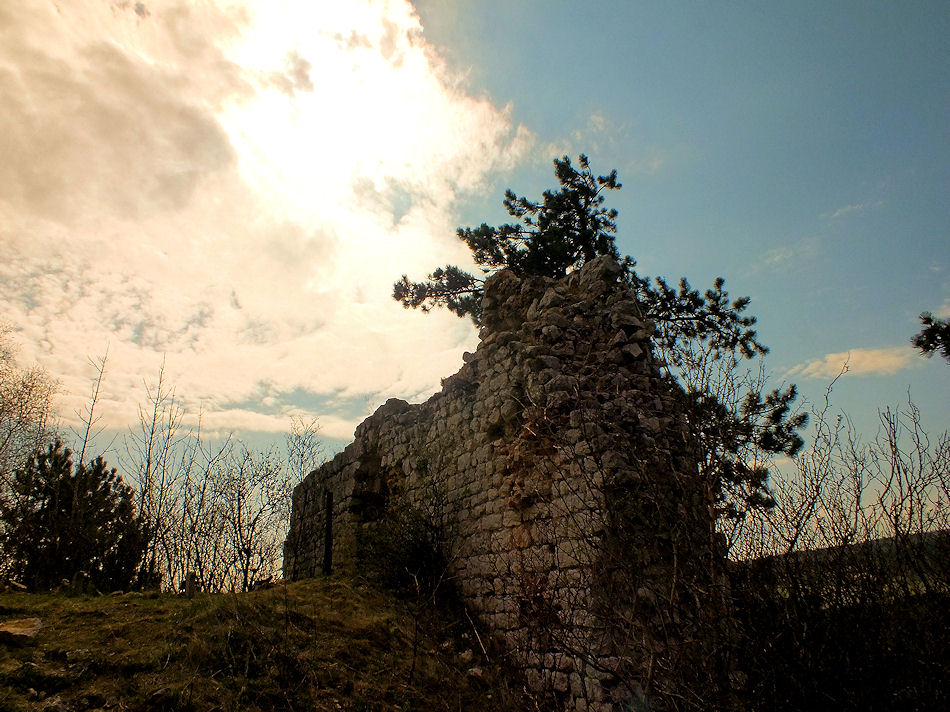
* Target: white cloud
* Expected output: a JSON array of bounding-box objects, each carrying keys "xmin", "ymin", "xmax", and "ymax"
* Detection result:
[
  {"xmin": 558, "ymin": 111, "xmax": 677, "ymax": 176},
  {"xmin": 787, "ymin": 347, "xmax": 918, "ymax": 379},
  {"xmin": 760, "ymin": 246, "xmax": 797, "ymax": 268},
  {"xmin": 0, "ymin": 0, "xmax": 532, "ymax": 438},
  {"xmin": 752, "ymin": 236, "xmax": 821, "ymax": 272},
  {"xmin": 823, "ymin": 201, "xmax": 885, "ymax": 220}
]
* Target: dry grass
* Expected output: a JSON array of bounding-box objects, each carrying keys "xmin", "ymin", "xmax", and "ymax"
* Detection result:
[{"xmin": 0, "ymin": 579, "xmax": 531, "ymax": 712}]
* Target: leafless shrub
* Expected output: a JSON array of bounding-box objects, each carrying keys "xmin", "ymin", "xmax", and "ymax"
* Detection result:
[
  {"xmin": 0, "ymin": 325, "xmax": 56, "ymax": 492},
  {"xmin": 123, "ymin": 368, "xmax": 324, "ymax": 593},
  {"xmin": 729, "ymin": 368, "xmax": 950, "ymax": 711}
]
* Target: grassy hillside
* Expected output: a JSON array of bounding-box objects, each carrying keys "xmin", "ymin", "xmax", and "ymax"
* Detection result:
[{"xmin": 0, "ymin": 579, "xmax": 532, "ymax": 712}]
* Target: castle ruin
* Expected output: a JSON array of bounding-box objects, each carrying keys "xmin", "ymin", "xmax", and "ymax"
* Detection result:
[{"xmin": 284, "ymin": 256, "xmax": 728, "ymax": 711}]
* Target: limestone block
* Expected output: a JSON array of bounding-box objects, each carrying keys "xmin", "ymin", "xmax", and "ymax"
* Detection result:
[
  {"xmin": 544, "ymin": 652, "xmax": 575, "ymax": 672},
  {"xmin": 570, "ymin": 672, "xmax": 585, "ymax": 698},
  {"xmin": 622, "ymin": 342, "xmax": 643, "ymax": 360},
  {"xmin": 553, "ymin": 671, "xmax": 572, "ymax": 692},
  {"xmin": 538, "ymin": 287, "xmax": 565, "ymax": 309},
  {"xmin": 579, "ymin": 257, "xmax": 622, "ymax": 286},
  {"xmin": 511, "ymin": 523, "xmax": 534, "ymax": 548},
  {"xmin": 482, "ymin": 512, "xmax": 503, "ymax": 529},
  {"xmin": 502, "ymin": 509, "xmax": 521, "ymax": 528}
]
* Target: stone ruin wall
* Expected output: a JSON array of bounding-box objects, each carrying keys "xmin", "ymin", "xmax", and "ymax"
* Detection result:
[{"xmin": 284, "ymin": 256, "xmax": 724, "ymax": 711}]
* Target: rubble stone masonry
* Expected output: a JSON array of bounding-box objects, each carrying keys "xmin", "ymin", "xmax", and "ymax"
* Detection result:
[{"xmin": 285, "ymin": 256, "xmax": 727, "ymax": 711}]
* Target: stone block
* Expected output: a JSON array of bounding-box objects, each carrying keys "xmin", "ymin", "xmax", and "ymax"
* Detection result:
[
  {"xmin": 481, "ymin": 512, "xmax": 503, "ymax": 530},
  {"xmin": 502, "ymin": 509, "xmax": 521, "ymax": 528},
  {"xmin": 511, "ymin": 523, "xmax": 534, "ymax": 548}
]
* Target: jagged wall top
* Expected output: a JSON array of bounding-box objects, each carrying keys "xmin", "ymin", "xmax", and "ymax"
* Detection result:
[{"xmin": 481, "ymin": 254, "xmax": 629, "ymax": 330}]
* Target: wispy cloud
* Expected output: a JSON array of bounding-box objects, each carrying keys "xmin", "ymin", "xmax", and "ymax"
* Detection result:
[
  {"xmin": 0, "ymin": 0, "xmax": 532, "ymax": 439},
  {"xmin": 551, "ymin": 111, "xmax": 679, "ymax": 176},
  {"xmin": 787, "ymin": 347, "xmax": 918, "ymax": 379},
  {"xmin": 823, "ymin": 200, "xmax": 885, "ymax": 220},
  {"xmin": 760, "ymin": 246, "xmax": 796, "ymax": 269},
  {"xmin": 753, "ymin": 236, "xmax": 821, "ymax": 272}
]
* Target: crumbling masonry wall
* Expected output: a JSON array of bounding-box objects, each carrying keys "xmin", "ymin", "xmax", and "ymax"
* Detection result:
[{"xmin": 284, "ymin": 256, "xmax": 726, "ymax": 711}]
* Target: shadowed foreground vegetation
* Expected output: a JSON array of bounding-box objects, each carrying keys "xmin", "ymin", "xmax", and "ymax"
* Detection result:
[
  {"xmin": 731, "ymin": 531, "xmax": 950, "ymax": 711},
  {"xmin": 0, "ymin": 578, "xmax": 531, "ymax": 712}
]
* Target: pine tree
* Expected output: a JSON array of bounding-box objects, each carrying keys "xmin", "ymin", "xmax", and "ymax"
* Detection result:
[
  {"xmin": 912, "ymin": 312, "xmax": 950, "ymax": 362},
  {"xmin": 0, "ymin": 440, "xmax": 151, "ymax": 591},
  {"xmin": 394, "ymin": 155, "xmax": 806, "ymax": 519}
]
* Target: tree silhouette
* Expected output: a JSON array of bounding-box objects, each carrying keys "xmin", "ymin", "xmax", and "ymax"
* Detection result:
[
  {"xmin": 394, "ymin": 155, "xmax": 620, "ymax": 324},
  {"xmin": 0, "ymin": 440, "xmax": 150, "ymax": 591},
  {"xmin": 912, "ymin": 312, "xmax": 950, "ymax": 362},
  {"xmin": 394, "ymin": 155, "xmax": 805, "ymax": 517}
]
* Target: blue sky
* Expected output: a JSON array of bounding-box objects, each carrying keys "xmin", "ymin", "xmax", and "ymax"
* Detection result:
[
  {"xmin": 416, "ymin": 0, "xmax": 950, "ymax": 436},
  {"xmin": 0, "ymin": 0, "xmax": 946, "ymax": 458}
]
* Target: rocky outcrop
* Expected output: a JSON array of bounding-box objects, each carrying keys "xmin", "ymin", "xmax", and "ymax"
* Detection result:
[
  {"xmin": 285, "ymin": 256, "xmax": 726, "ymax": 710},
  {"xmin": 0, "ymin": 617, "xmax": 42, "ymax": 646}
]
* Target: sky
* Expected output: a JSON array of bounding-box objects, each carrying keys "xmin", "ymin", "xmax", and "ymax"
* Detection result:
[{"xmin": 1, "ymin": 0, "xmax": 947, "ymax": 457}]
